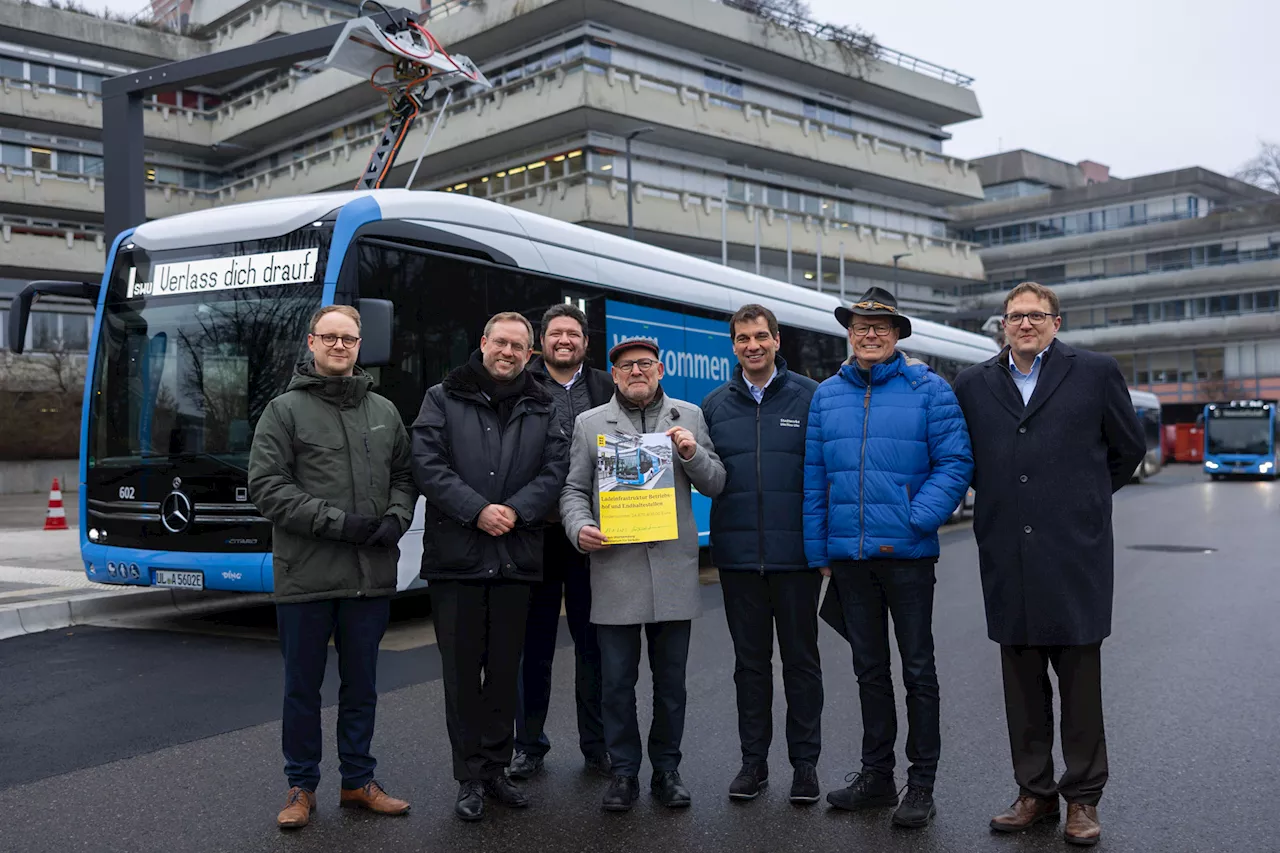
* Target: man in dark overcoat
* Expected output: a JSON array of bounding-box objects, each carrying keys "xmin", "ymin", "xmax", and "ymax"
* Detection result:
[{"xmin": 953, "ymin": 282, "xmax": 1145, "ymax": 848}]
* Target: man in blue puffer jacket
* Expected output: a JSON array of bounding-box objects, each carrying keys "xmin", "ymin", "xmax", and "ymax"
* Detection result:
[
  {"xmin": 703, "ymin": 304, "xmax": 822, "ymax": 806},
  {"xmin": 803, "ymin": 286, "xmax": 972, "ymax": 829}
]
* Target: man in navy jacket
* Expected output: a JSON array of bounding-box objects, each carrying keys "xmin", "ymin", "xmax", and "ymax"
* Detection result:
[
  {"xmin": 804, "ymin": 287, "xmax": 972, "ymax": 828},
  {"xmin": 703, "ymin": 304, "xmax": 822, "ymax": 805}
]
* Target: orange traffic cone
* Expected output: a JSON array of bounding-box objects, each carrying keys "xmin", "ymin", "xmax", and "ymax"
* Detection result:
[{"xmin": 44, "ymin": 478, "xmax": 68, "ymax": 531}]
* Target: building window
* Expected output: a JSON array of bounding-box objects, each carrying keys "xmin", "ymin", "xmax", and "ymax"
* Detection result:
[{"xmin": 29, "ymin": 148, "xmax": 53, "ymax": 170}]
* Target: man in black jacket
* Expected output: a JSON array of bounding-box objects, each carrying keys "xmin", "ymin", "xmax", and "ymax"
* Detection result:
[
  {"xmin": 410, "ymin": 311, "xmax": 569, "ymax": 822},
  {"xmin": 953, "ymin": 282, "xmax": 1144, "ymax": 847},
  {"xmin": 701, "ymin": 304, "xmax": 823, "ymax": 805},
  {"xmin": 509, "ymin": 303, "xmax": 615, "ymax": 781}
]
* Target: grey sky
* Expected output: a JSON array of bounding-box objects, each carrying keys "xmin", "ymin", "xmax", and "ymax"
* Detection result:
[
  {"xmin": 810, "ymin": 0, "xmax": 1278, "ymax": 180},
  {"xmin": 86, "ymin": 0, "xmax": 1276, "ymax": 180}
]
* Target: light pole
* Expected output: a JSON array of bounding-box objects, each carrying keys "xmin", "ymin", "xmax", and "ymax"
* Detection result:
[
  {"xmin": 892, "ymin": 252, "xmax": 913, "ymax": 300},
  {"xmin": 625, "ymin": 127, "xmax": 654, "ymax": 242}
]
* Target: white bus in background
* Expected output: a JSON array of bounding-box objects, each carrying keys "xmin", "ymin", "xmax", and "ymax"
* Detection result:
[{"xmin": 9, "ymin": 189, "xmax": 999, "ymax": 594}]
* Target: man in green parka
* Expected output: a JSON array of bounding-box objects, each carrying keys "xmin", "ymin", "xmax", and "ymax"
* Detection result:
[{"xmin": 249, "ymin": 304, "xmax": 417, "ymax": 830}]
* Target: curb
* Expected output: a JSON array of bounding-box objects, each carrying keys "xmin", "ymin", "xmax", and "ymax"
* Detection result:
[{"xmin": 0, "ymin": 587, "xmax": 271, "ymax": 641}]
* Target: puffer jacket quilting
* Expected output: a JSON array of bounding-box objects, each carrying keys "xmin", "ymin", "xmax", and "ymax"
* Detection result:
[{"xmin": 803, "ymin": 353, "xmax": 973, "ymax": 567}]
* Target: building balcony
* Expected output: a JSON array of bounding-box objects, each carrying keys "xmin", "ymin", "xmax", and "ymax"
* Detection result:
[
  {"xmin": 964, "ymin": 257, "xmax": 1280, "ymax": 313},
  {"xmin": 0, "ymin": 168, "xmax": 214, "ymax": 222},
  {"xmin": 204, "ymin": 0, "xmax": 354, "ymax": 54},
  {"xmin": 0, "ymin": 223, "xmax": 106, "ymax": 279},
  {"xmin": 1060, "ymin": 312, "xmax": 1280, "ymax": 351},
  {"xmin": 214, "ymin": 57, "xmax": 982, "ymax": 207},
  {"xmin": 0, "ymin": 78, "xmax": 214, "ymax": 153},
  {"xmin": 975, "ymin": 201, "xmax": 1280, "ymax": 271},
  {"xmin": 418, "ymin": 0, "xmax": 982, "ymax": 125},
  {"xmin": 507, "ymin": 180, "xmax": 982, "ymax": 284}
]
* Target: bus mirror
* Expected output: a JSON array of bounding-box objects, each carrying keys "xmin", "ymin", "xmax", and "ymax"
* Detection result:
[
  {"xmin": 8, "ymin": 280, "xmax": 100, "ymax": 354},
  {"xmin": 357, "ymin": 298, "xmax": 394, "ymax": 367}
]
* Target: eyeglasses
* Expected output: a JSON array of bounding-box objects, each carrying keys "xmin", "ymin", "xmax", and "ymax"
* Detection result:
[
  {"xmin": 315, "ymin": 333, "xmax": 361, "ymax": 348},
  {"xmin": 1003, "ymin": 312, "xmax": 1058, "ymax": 326},
  {"xmin": 851, "ymin": 323, "xmax": 894, "ymax": 337},
  {"xmin": 489, "ymin": 338, "xmax": 529, "ymax": 354},
  {"xmin": 615, "ymin": 358, "xmax": 659, "ymax": 373}
]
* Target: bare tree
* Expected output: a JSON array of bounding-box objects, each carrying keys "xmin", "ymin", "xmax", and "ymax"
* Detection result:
[{"xmin": 1235, "ymin": 141, "xmax": 1280, "ymax": 194}]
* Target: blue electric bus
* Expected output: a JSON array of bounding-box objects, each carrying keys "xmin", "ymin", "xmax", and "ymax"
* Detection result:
[
  {"xmin": 1203, "ymin": 400, "xmax": 1278, "ymax": 480},
  {"xmin": 9, "ymin": 190, "xmax": 999, "ymax": 594},
  {"xmin": 613, "ymin": 445, "xmax": 664, "ymax": 487}
]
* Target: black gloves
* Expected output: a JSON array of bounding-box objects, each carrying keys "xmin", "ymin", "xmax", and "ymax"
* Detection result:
[
  {"xmin": 364, "ymin": 516, "xmax": 402, "ymax": 548},
  {"xmin": 339, "ymin": 513, "xmax": 380, "ymax": 545}
]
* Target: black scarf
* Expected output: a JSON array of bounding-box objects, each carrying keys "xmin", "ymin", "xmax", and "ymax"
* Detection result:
[{"xmin": 467, "ymin": 349, "xmax": 530, "ymax": 424}]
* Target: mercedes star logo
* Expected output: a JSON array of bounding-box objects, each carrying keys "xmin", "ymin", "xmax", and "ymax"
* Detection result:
[{"xmin": 161, "ymin": 491, "xmax": 193, "ymax": 534}]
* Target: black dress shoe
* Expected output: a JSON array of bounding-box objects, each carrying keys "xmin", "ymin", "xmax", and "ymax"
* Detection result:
[
  {"xmin": 602, "ymin": 775, "xmax": 640, "ymax": 812},
  {"xmin": 790, "ymin": 761, "xmax": 821, "ymax": 804},
  {"xmin": 483, "ymin": 776, "xmax": 529, "ymax": 808},
  {"xmin": 826, "ymin": 770, "xmax": 898, "ymax": 811},
  {"xmin": 651, "ymin": 770, "xmax": 692, "ymax": 808},
  {"xmin": 892, "ymin": 785, "xmax": 936, "ymax": 828},
  {"xmin": 584, "ymin": 751, "xmax": 613, "ymax": 778},
  {"xmin": 729, "ymin": 762, "xmax": 768, "ymax": 800},
  {"xmin": 455, "ymin": 781, "xmax": 484, "ymax": 821},
  {"xmin": 507, "ymin": 751, "xmax": 544, "ymax": 781}
]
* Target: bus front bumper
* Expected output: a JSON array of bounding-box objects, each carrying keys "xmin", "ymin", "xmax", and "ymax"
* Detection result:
[{"xmin": 82, "ymin": 542, "xmax": 270, "ymax": 593}]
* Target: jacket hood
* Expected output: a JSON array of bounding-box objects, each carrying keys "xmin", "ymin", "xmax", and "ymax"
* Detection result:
[
  {"xmin": 441, "ymin": 357, "xmax": 552, "ymax": 405},
  {"xmin": 288, "ymin": 358, "xmax": 373, "ymax": 407},
  {"xmin": 839, "ymin": 351, "xmax": 929, "ymax": 387}
]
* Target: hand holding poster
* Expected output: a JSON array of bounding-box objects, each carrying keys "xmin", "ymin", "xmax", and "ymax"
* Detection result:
[{"xmin": 596, "ymin": 432, "xmax": 678, "ymax": 544}]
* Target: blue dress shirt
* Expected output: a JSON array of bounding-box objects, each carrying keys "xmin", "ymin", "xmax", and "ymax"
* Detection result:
[{"xmin": 1009, "ymin": 346, "xmax": 1051, "ymax": 405}]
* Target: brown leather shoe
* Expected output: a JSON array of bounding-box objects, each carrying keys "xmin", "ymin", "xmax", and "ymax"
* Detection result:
[
  {"xmin": 1065, "ymin": 803, "xmax": 1101, "ymax": 846},
  {"xmin": 277, "ymin": 787, "xmax": 316, "ymax": 829},
  {"xmin": 989, "ymin": 794, "xmax": 1060, "ymax": 832},
  {"xmin": 339, "ymin": 780, "xmax": 411, "ymax": 816}
]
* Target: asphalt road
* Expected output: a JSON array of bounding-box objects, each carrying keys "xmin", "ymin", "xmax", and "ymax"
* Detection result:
[{"xmin": 1, "ymin": 465, "xmax": 1277, "ymax": 853}]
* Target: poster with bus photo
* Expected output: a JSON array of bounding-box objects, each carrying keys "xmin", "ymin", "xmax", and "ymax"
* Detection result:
[{"xmin": 596, "ymin": 432, "xmax": 678, "ymax": 544}]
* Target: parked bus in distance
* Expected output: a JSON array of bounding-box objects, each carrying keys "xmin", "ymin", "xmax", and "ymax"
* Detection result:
[
  {"xmin": 1129, "ymin": 389, "xmax": 1164, "ymax": 482},
  {"xmin": 8, "ymin": 190, "xmax": 999, "ymax": 594},
  {"xmin": 1203, "ymin": 400, "xmax": 1278, "ymax": 480}
]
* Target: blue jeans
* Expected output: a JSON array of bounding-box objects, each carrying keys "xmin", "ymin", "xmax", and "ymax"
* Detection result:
[
  {"xmin": 831, "ymin": 559, "xmax": 939, "ymax": 788},
  {"xmin": 276, "ymin": 596, "xmax": 391, "ymax": 792},
  {"xmin": 596, "ymin": 621, "xmax": 691, "ymax": 777}
]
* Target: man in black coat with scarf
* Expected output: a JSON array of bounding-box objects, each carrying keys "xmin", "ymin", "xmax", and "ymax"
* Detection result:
[
  {"xmin": 509, "ymin": 302, "xmax": 616, "ymax": 781},
  {"xmin": 411, "ymin": 311, "xmax": 568, "ymax": 822},
  {"xmin": 953, "ymin": 282, "xmax": 1145, "ymax": 848}
]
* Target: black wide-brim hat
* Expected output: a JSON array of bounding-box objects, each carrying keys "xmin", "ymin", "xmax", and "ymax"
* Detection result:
[{"xmin": 834, "ymin": 285, "xmax": 912, "ymax": 339}]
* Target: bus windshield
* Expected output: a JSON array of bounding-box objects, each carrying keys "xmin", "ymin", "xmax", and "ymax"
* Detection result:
[
  {"xmin": 1206, "ymin": 413, "xmax": 1272, "ymax": 456},
  {"xmin": 88, "ymin": 228, "xmax": 330, "ymax": 472}
]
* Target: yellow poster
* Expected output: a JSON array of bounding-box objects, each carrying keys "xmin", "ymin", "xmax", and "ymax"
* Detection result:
[{"xmin": 596, "ymin": 432, "xmax": 678, "ymax": 544}]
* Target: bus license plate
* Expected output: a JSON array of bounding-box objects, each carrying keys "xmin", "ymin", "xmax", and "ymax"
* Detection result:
[{"xmin": 154, "ymin": 569, "xmax": 204, "ymax": 590}]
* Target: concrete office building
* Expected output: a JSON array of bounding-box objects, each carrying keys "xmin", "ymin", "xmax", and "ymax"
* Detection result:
[
  {"xmin": 952, "ymin": 149, "xmax": 1280, "ymax": 405},
  {"xmin": 0, "ymin": 0, "xmax": 988, "ymax": 361}
]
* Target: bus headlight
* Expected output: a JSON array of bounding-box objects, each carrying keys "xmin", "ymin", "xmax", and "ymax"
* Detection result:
[
  {"xmin": 1262, "ymin": 462, "xmax": 1274, "ymax": 474},
  {"xmin": 1205, "ymin": 460, "xmax": 1220, "ymax": 470},
  {"xmin": 88, "ymin": 528, "xmax": 100, "ymax": 542}
]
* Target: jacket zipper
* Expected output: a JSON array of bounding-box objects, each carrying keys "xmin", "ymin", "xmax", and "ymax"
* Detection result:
[
  {"xmin": 857, "ymin": 382, "xmax": 872, "ymax": 560},
  {"xmin": 756, "ymin": 403, "xmax": 765, "ymax": 575}
]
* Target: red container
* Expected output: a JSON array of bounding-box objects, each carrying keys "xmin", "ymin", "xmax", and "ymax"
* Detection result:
[{"xmin": 1174, "ymin": 424, "xmax": 1203, "ymax": 463}]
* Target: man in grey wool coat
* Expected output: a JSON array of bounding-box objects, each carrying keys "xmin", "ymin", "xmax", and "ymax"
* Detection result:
[{"xmin": 560, "ymin": 337, "xmax": 725, "ymax": 813}]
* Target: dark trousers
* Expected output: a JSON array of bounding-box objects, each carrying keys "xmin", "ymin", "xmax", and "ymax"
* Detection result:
[
  {"xmin": 831, "ymin": 559, "xmax": 940, "ymax": 788},
  {"xmin": 515, "ymin": 530, "xmax": 605, "ymax": 759},
  {"xmin": 430, "ymin": 579, "xmax": 532, "ymax": 781},
  {"xmin": 596, "ymin": 620, "xmax": 691, "ymax": 777},
  {"xmin": 1000, "ymin": 643, "xmax": 1107, "ymax": 805},
  {"xmin": 277, "ymin": 596, "xmax": 391, "ymax": 792},
  {"xmin": 720, "ymin": 570, "xmax": 824, "ymax": 768}
]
